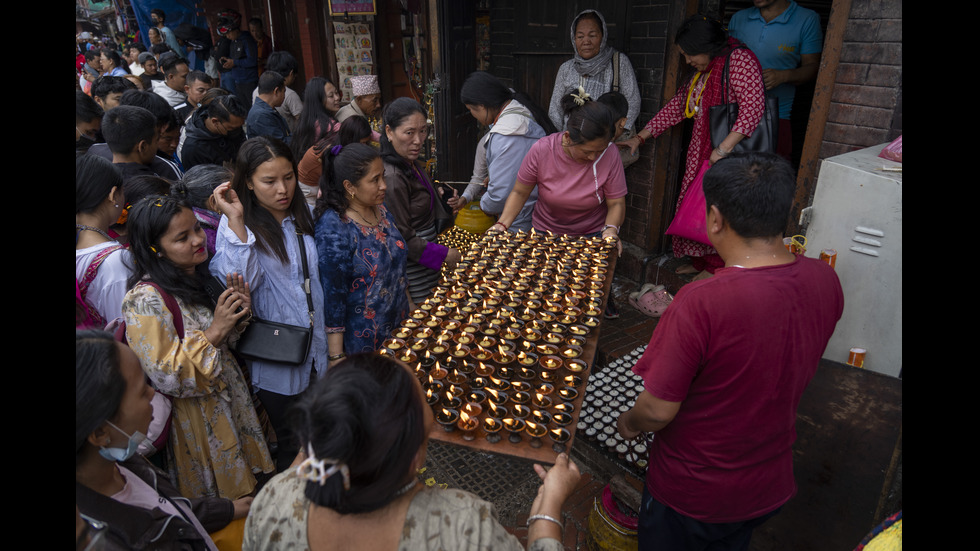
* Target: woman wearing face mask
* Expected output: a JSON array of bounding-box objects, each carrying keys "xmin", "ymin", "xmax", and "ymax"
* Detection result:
[
  {"xmin": 210, "ymin": 136, "xmax": 329, "ymax": 473},
  {"xmin": 75, "ymin": 329, "xmax": 253, "ymax": 550},
  {"xmin": 122, "ymin": 191, "xmax": 275, "ymax": 499},
  {"xmin": 314, "ymin": 143, "xmax": 409, "ymax": 362},
  {"xmin": 380, "ymin": 97, "xmax": 460, "ymax": 303},
  {"xmin": 548, "ymin": 9, "xmax": 640, "ymax": 134}
]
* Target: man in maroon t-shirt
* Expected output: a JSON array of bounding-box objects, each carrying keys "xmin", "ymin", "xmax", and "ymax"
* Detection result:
[{"xmin": 617, "ymin": 152, "xmax": 843, "ymax": 550}]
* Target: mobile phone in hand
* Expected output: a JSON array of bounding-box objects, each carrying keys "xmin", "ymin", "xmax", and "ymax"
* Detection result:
[{"xmin": 205, "ymin": 276, "xmax": 243, "ymax": 313}]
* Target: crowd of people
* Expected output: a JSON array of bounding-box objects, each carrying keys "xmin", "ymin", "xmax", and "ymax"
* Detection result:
[{"xmin": 78, "ymin": 5, "xmax": 839, "ymax": 551}]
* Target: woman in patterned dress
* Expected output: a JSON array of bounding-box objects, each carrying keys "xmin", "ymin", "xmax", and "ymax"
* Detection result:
[
  {"xmin": 122, "ymin": 190, "xmax": 275, "ymax": 499},
  {"xmin": 622, "ymin": 15, "xmax": 766, "ymax": 275},
  {"xmin": 243, "ymin": 353, "xmax": 582, "ymax": 551},
  {"xmin": 313, "ymin": 143, "xmax": 410, "ymax": 364}
]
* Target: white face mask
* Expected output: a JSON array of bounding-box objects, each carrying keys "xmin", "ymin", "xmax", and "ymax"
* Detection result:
[{"xmin": 98, "ymin": 420, "xmax": 155, "ymax": 462}]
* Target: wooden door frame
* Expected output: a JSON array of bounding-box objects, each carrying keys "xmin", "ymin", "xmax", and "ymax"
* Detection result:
[{"xmin": 790, "ymin": 0, "xmax": 850, "ymax": 234}]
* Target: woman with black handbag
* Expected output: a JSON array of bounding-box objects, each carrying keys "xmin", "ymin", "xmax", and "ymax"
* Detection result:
[
  {"xmin": 621, "ymin": 15, "xmax": 768, "ymax": 278},
  {"xmin": 380, "ymin": 97, "xmax": 461, "ymax": 304},
  {"xmin": 121, "ymin": 190, "xmax": 275, "ymax": 499},
  {"xmin": 210, "ymin": 136, "xmax": 329, "ymax": 472}
]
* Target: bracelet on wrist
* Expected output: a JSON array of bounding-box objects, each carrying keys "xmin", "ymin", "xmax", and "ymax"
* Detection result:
[
  {"xmin": 637, "ymin": 134, "xmax": 646, "ymax": 146},
  {"xmin": 526, "ymin": 514, "xmax": 563, "ymax": 532},
  {"xmin": 328, "ymin": 353, "xmax": 347, "ymax": 361},
  {"xmin": 715, "ymin": 147, "xmax": 731, "ymax": 158}
]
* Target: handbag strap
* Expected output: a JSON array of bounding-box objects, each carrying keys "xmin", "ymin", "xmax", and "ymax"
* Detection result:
[
  {"xmin": 611, "ymin": 51, "xmax": 620, "ymax": 93},
  {"xmin": 294, "ymin": 229, "xmax": 315, "ymax": 328}
]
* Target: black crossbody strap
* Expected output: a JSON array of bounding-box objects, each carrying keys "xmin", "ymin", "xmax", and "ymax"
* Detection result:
[{"xmin": 295, "ymin": 229, "xmax": 315, "ymax": 327}]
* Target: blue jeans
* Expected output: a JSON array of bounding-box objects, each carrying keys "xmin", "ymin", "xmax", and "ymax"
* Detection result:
[{"xmin": 638, "ymin": 486, "xmax": 780, "ymax": 551}]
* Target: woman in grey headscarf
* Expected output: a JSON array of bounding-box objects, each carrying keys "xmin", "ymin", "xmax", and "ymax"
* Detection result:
[{"xmin": 548, "ymin": 9, "xmax": 641, "ymax": 133}]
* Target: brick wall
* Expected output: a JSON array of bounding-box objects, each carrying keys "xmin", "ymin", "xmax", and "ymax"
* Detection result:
[
  {"xmin": 821, "ymin": 1, "xmax": 902, "ymax": 159},
  {"xmin": 621, "ymin": 1, "xmax": 671, "ymax": 253}
]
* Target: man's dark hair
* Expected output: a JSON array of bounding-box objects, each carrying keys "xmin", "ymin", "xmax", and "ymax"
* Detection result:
[
  {"xmin": 150, "ymin": 43, "xmax": 172, "ymax": 56},
  {"xmin": 76, "ymin": 90, "xmax": 104, "ymax": 124},
  {"xmin": 129, "ymin": 42, "xmax": 147, "ymax": 54},
  {"xmin": 185, "ymin": 70, "xmax": 212, "ymax": 87},
  {"xmin": 597, "ymin": 91, "xmax": 629, "ymax": 120},
  {"xmin": 85, "ymin": 49, "xmax": 102, "ymax": 63},
  {"xmin": 266, "ymin": 51, "xmax": 298, "ymax": 78},
  {"xmin": 702, "ymin": 152, "xmax": 796, "ymax": 239},
  {"xmin": 205, "ymin": 94, "xmax": 248, "ymax": 123},
  {"xmin": 256, "ymin": 71, "xmax": 285, "ymax": 95},
  {"xmin": 161, "ymin": 55, "xmax": 188, "ymax": 77},
  {"xmin": 150, "ymin": 8, "xmax": 166, "ymax": 22},
  {"xmin": 119, "ymin": 89, "xmax": 179, "ymax": 132},
  {"xmin": 102, "ymin": 105, "xmax": 157, "ymax": 155},
  {"xmin": 92, "ymin": 76, "xmax": 136, "ymax": 101}
]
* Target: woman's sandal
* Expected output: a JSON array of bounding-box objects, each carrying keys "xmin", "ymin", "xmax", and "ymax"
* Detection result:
[{"xmin": 629, "ymin": 284, "xmax": 673, "ymax": 318}]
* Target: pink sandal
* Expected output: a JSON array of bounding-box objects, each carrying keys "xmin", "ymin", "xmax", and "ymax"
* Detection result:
[{"xmin": 629, "ymin": 286, "xmax": 673, "ymax": 318}]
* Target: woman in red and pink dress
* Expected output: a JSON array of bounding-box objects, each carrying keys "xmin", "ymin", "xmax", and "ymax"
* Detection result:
[{"xmin": 622, "ymin": 15, "xmax": 765, "ymax": 276}]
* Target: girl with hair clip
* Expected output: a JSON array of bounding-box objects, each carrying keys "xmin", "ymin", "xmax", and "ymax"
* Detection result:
[
  {"xmin": 243, "ymin": 353, "xmax": 581, "ymax": 551},
  {"xmin": 380, "ymin": 97, "xmax": 461, "ymax": 303},
  {"xmin": 313, "ymin": 143, "xmax": 409, "ymax": 362},
  {"xmin": 75, "ymin": 329, "xmax": 252, "ymax": 550},
  {"xmin": 454, "ymin": 71, "xmax": 556, "ymax": 232},
  {"xmin": 492, "ymin": 89, "xmax": 627, "ymax": 252},
  {"xmin": 121, "ymin": 191, "xmax": 274, "ymax": 499},
  {"xmin": 297, "ymin": 115, "xmax": 373, "ymax": 207},
  {"xmin": 210, "ymin": 136, "xmax": 329, "ymax": 473}
]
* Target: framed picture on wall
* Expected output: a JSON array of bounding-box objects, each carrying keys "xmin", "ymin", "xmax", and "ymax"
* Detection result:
[{"xmin": 328, "ymin": 0, "xmax": 376, "ymax": 16}]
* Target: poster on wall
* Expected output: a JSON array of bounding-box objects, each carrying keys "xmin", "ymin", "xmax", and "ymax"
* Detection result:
[
  {"xmin": 333, "ymin": 22, "xmax": 375, "ymax": 102},
  {"xmin": 328, "ymin": 0, "xmax": 376, "ymax": 16}
]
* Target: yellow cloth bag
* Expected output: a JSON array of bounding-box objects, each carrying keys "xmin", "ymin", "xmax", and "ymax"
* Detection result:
[{"xmin": 209, "ymin": 517, "xmax": 246, "ymax": 551}]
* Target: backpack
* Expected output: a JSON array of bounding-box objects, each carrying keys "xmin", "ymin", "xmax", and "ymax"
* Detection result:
[
  {"xmin": 76, "ymin": 244, "xmax": 124, "ymax": 329},
  {"xmin": 113, "ymin": 281, "xmax": 184, "ymax": 455}
]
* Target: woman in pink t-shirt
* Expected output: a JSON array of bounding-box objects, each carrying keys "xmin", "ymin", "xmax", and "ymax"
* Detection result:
[{"xmin": 491, "ymin": 90, "xmax": 627, "ymax": 252}]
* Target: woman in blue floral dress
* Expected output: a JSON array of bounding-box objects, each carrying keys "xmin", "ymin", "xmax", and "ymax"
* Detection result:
[{"xmin": 314, "ymin": 143, "xmax": 410, "ymax": 364}]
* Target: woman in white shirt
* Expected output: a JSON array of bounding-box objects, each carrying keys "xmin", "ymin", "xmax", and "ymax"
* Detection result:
[{"xmin": 76, "ymin": 155, "xmax": 132, "ymax": 328}]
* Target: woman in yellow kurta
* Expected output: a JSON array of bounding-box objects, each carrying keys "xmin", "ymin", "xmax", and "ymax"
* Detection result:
[{"xmin": 122, "ymin": 191, "xmax": 274, "ymax": 500}]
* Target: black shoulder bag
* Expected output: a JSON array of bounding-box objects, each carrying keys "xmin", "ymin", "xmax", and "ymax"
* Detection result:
[
  {"xmin": 234, "ymin": 230, "xmax": 314, "ymax": 365},
  {"xmin": 709, "ymin": 47, "xmax": 779, "ymax": 155}
]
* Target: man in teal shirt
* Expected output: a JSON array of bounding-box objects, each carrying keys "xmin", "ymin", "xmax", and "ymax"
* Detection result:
[{"xmin": 728, "ymin": 0, "xmax": 822, "ymax": 162}]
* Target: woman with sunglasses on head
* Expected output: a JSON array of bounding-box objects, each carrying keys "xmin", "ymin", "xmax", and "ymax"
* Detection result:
[
  {"xmin": 121, "ymin": 190, "xmax": 274, "ymax": 500},
  {"xmin": 210, "ymin": 136, "xmax": 329, "ymax": 473},
  {"xmin": 76, "ymin": 329, "xmax": 252, "ymax": 550}
]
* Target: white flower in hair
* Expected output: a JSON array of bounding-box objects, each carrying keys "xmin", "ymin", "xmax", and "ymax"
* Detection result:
[{"xmin": 571, "ymin": 86, "xmax": 591, "ymax": 106}]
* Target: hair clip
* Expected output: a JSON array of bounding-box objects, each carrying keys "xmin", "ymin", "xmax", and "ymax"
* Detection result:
[
  {"xmin": 331, "ymin": 144, "xmax": 343, "ymax": 155},
  {"xmin": 296, "ymin": 443, "xmax": 350, "ymax": 490},
  {"xmin": 571, "ymin": 86, "xmax": 591, "ymax": 106}
]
